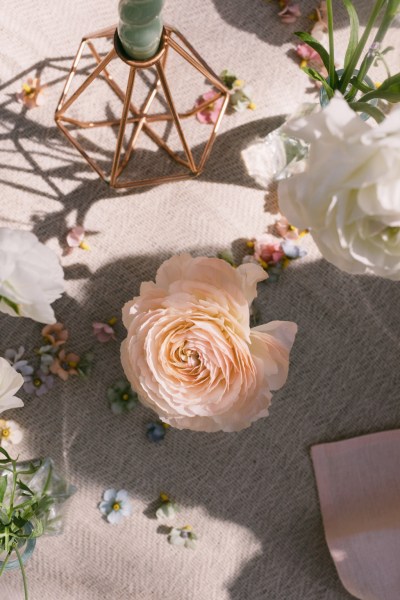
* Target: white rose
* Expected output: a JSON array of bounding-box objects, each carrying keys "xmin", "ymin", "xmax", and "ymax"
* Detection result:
[
  {"xmin": 121, "ymin": 254, "xmax": 297, "ymax": 432},
  {"xmin": 0, "ymin": 358, "xmax": 24, "ymax": 415},
  {"xmin": 278, "ymin": 94, "xmax": 400, "ymax": 279},
  {"xmin": 0, "ymin": 228, "xmax": 64, "ymax": 324}
]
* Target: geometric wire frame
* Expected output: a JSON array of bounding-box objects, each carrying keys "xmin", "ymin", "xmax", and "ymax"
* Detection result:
[{"xmin": 54, "ymin": 25, "xmax": 230, "ymax": 189}]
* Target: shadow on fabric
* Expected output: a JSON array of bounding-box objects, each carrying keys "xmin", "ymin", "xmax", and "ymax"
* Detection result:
[{"xmin": 4, "ymin": 250, "xmax": 400, "ymax": 600}]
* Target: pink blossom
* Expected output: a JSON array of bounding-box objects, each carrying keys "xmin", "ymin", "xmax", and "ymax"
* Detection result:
[
  {"xmin": 296, "ymin": 43, "xmax": 321, "ymax": 62},
  {"xmin": 93, "ymin": 322, "xmax": 116, "ymax": 343},
  {"xmin": 278, "ymin": 2, "xmax": 301, "ymax": 24},
  {"xmin": 66, "ymin": 226, "xmax": 90, "ymax": 252},
  {"xmin": 195, "ymin": 90, "xmax": 224, "ymax": 124},
  {"xmin": 16, "ymin": 77, "xmax": 46, "ymax": 109},
  {"xmin": 254, "ymin": 236, "xmax": 285, "ymax": 265},
  {"xmin": 275, "ymin": 216, "xmax": 301, "ymax": 240}
]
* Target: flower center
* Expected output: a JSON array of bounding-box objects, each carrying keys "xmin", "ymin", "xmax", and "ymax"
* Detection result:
[
  {"xmin": 385, "ymin": 226, "xmax": 400, "ymax": 239},
  {"xmin": 179, "ymin": 347, "xmax": 200, "ymax": 367},
  {"xmin": 122, "ymin": 393, "xmax": 129, "ymax": 401},
  {"xmin": 34, "ymin": 378, "xmax": 42, "ymax": 387},
  {"xmin": 112, "ymin": 502, "xmax": 121, "ymax": 511},
  {"xmin": 1, "ymin": 428, "xmax": 10, "ymax": 438}
]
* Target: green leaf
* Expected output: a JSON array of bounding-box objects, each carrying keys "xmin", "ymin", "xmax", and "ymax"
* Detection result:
[
  {"xmin": 359, "ymin": 73, "xmax": 400, "ymax": 103},
  {"xmin": 301, "ymin": 66, "xmax": 334, "ymax": 98},
  {"xmin": 0, "ymin": 476, "xmax": 7, "ymax": 504},
  {"xmin": 349, "ymin": 102, "xmax": 386, "ymax": 123},
  {"xmin": 0, "ymin": 509, "xmax": 11, "ymax": 525},
  {"xmin": 0, "ymin": 295, "xmax": 20, "ymax": 316},
  {"xmin": 17, "ymin": 481, "xmax": 35, "ymax": 496},
  {"xmin": 0, "ymin": 447, "xmax": 12, "ymax": 462},
  {"xmin": 295, "ymin": 32, "xmax": 331, "ymax": 73},
  {"xmin": 348, "ymin": 76, "xmax": 375, "ymax": 94},
  {"xmin": 342, "ymin": 0, "xmax": 359, "ymax": 70}
]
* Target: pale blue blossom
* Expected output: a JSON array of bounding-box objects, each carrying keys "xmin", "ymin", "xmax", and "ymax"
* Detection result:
[{"xmin": 99, "ymin": 489, "xmax": 132, "ymax": 525}]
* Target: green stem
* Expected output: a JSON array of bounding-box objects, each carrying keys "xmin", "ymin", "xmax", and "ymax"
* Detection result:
[
  {"xmin": 355, "ymin": 0, "xmax": 400, "ymax": 84},
  {"xmin": 339, "ymin": 0, "xmax": 387, "ymax": 93},
  {"xmin": 0, "ymin": 549, "xmax": 11, "ymax": 577},
  {"xmin": 9, "ymin": 461, "xmax": 17, "ymax": 512},
  {"xmin": 326, "ymin": 0, "xmax": 336, "ymax": 86},
  {"xmin": 15, "ymin": 547, "xmax": 29, "ymax": 600}
]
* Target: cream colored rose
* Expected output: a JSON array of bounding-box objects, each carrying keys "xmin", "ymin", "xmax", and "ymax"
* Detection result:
[
  {"xmin": 278, "ymin": 95, "xmax": 400, "ymax": 279},
  {"xmin": 121, "ymin": 254, "xmax": 297, "ymax": 432}
]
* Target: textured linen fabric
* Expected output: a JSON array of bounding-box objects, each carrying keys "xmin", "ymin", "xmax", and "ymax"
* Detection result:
[
  {"xmin": 312, "ymin": 432, "xmax": 400, "ymax": 600},
  {"xmin": 0, "ymin": 1, "xmax": 399, "ymax": 599}
]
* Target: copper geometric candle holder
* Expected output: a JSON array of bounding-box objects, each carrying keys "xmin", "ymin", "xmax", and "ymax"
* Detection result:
[{"xmin": 55, "ymin": 25, "xmax": 229, "ymax": 189}]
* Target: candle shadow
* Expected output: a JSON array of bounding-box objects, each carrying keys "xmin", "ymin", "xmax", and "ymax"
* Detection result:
[{"xmin": 0, "ymin": 54, "xmax": 286, "ymax": 248}]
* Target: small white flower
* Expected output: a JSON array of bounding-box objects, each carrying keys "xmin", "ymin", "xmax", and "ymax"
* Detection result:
[
  {"xmin": 0, "ymin": 228, "xmax": 64, "ymax": 324},
  {"xmin": 155, "ymin": 493, "xmax": 179, "ymax": 520},
  {"xmin": 99, "ymin": 489, "xmax": 132, "ymax": 525},
  {"xmin": 0, "ymin": 419, "xmax": 23, "ymax": 448},
  {"xmin": 0, "ymin": 357, "xmax": 24, "ymax": 415},
  {"xmin": 168, "ymin": 526, "xmax": 197, "ymax": 550}
]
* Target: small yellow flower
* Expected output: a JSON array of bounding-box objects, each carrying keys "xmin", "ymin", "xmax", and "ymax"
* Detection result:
[
  {"xmin": 375, "ymin": 82, "xmax": 381, "ymax": 88},
  {"xmin": 248, "ymin": 102, "xmax": 256, "ymax": 111},
  {"xmin": 300, "ymin": 59, "xmax": 308, "ymax": 69},
  {"xmin": 246, "ymin": 240, "xmax": 255, "ymax": 248},
  {"xmin": 298, "ymin": 229, "xmax": 309, "ymax": 238},
  {"xmin": 160, "ymin": 492, "xmax": 169, "ymax": 502},
  {"xmin": 79, "ymin": 241, "xmax": 90, "ymax": 251},
  {"xmin": 233, "ymin": 79, "xmax": 244, "ymax": 88},
  {"xmin": 108, "ymin": 317, "xmax": 117, "ymax": 326},
  {"xmin": 259, "ymin": 259, "xmax": 268, "ymax": 269}
]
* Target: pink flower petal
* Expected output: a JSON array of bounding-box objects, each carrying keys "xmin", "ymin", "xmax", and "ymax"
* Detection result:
[{"xmin": 66, "ymin": 226, "xmax": 85, "ymax": 248}]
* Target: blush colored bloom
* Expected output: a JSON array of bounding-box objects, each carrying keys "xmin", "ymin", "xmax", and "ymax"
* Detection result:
[
  {"xmin": 0, "ymin": 358, "xmax": 24, "ymax": 415},
  {"xmin": 50, "ymin": 350, "xmax": 80, "ymax": 381},
  {"xmin": 253, "ymin": 237, "xmax": 285, "ymax": 266},
  {"xmin": 23, "ymin": 370, "xmax": 54, "ymax": 397},
  {"xmin": 278, "ymin": 1, "xmax": 301, "ymax": 24},
  {"xmin": 93, "ymin": 321, "xmax": 116, "ymax": 343},
  {"xmin": 278, "ymin": 95, "xmax": 400, "ymax": 279},
  {"xmin": 195, "ymin": 90, "xmax": 224, "ymax": 124},
  {"xmin": 16, "ymin": 77, "xmax": 46, "ymax": 109},
  {"xmin": 99, "ymin": 489, "xmax": 132, "ymax": 524},
  {"xmin": 121, "ymin": 254, "xmax": 297, "ymax": 432},
  {"xmin": 42, "ymin": 322, "xmax": 69, "ymax": 347},
  {"xmin": 66, "ymin": 226, "xmax": 90, "ymax": 252},
  {"xmin": 0, "ymin": 228, "xmax": 64, "ymax": 324},
  {"xmin": 0, "ymin": 419, "xmax": 23, "ymax": 448},
  {"xmin": 275, "ymin": 216, "xmax": 308, "ymax": 240}
]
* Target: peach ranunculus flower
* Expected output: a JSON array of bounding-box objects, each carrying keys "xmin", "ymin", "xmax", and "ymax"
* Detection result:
[{"xmin": 121, "ymin": 254, "xmax": 297, "ymax": 432}]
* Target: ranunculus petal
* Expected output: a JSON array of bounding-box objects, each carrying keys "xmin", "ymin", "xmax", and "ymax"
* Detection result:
[{"xmin": 121, "ymin": 255, "xmax": 296, "ymax": 432}]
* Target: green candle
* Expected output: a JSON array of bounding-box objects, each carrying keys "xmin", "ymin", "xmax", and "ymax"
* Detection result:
[{"xmin": 118, "ymin": 0, "xmax": 165, "ymax": 61}]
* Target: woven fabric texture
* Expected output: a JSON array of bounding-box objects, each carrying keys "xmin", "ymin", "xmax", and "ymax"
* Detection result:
[{"xmin": 0, "ymin": 1, "xmax": 399, "ymax": 598}]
